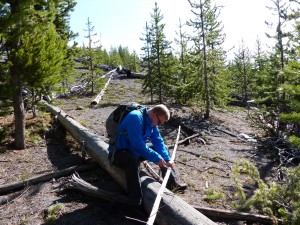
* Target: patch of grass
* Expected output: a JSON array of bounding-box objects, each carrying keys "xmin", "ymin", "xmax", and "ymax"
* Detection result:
[
  {"xmin": 0, "ymin": 114, "xmax": 14, "ymax": 150},
  {"xmin": 133, "ymin": 79, "xmax": 143, "ymax": 84},
  {"xmin": 179, "ymin": 155, "xmax": 188, "ymax": 162},
  {"xmin": 185, "ymin": 178, "xmax": 196, "ymax": 189},
  {"xmin": 44, "ymin": 203, "xmax": 64, "ymax": 223},
  {"xmin": 0, "ymin": 126, "xmax": 10, "ymax": 144},
  {"xmin": 18, "ymin": 172, "xmax": 29, "ymax": 181},
  {"xmin": 0, "ymin": 106, "xmax": 13, "ymax": 117},
  {"xmin": 208, "ymin": 169, "xmax": 216, "ymax": 175},
  {"xmin": 203, "ymin": 187, "xmax": 225, "ymax": 203},
  {"xmin": 212, "ymin": 153, "xmax": 223, "ymax": 161},
  {"xmin": 27, "ymin": 133, "xmax": 42, "ymax": 144},
  {"xmin": 20, "ymin": 215, "xmax": 31, "ymax": 225},
  {"xmin": 24, "ymin": 110, "xmax": 52, "ymax": 145},
  {"xmin": 79, "ymin": 120, "xmax": 89, "ymax": 127}
]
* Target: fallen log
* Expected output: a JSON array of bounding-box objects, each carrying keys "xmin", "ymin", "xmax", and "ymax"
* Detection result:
[
  {"xmin": 0, "ymin": 163, "xmax": 97, "ymax": 195},
  {"xmin": 91, "ymin": 69, "xmax": 116, "ymax": 105},
  {"xmin": 129, "ymin": 72, "xmax": 146, "ymax": 78},
  {"xmin": 0, "ymin": 188, "xmax": 30, "ymax": 206},
  {"xmin": 45, "ymin": 103, "xmax": 217, "ymax": 225},
  {"xmin": 66, "ymin": 173, "xmax": 281, "ymax": 224},
  {"xmin": 193, "ymin": 206, "xmax": 282, "ymax": 225},
  {"xmin": 214, "ymin": 127, "xmax": 238, "ymax": 138}
]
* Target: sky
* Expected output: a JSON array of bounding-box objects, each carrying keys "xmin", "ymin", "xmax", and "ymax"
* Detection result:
[{"xmin": 69, "ymin": 0, "xmax": 275, "ymax": 57}]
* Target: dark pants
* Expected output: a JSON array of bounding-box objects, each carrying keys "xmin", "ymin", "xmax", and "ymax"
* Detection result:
[
  {"xmin": 111, "ymin": 148, "xmax": 180, "ymax": 206},
  {"xmin": 113, "ymin": 149, "xmax": 143, "ymax": 206}
]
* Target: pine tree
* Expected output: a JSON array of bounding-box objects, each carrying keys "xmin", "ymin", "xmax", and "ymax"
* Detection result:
[
  {"xmin": 173, "ymin": 18, "xmax": 191, "ymax": 103},
  {"xmin": 187, "ymin": 0, "xmax": 227, "ymax": 118},
  {"xmin": 280, "ymin": 8, "xmax": 300, "ymax": 146},
  {"xmin": 142, "ymin": 2, "xmax": 173, "ymax": 103},
  {"xmin": 0, "ymin": 0, "xmax": 76, "ymax": 149},
  {"xmin": 252, "ymin": 38, "xmax": 273, "ymax": 101},
  {"xmin": 109, "ymin": 47, "xmax": 123, "ymax": 67},
  {"xmin": 260, "ymin": 0, "xmax": 300, "ymax": 137},
  {"xmin": 140, "ymin": 21, "xmax": 154, "ymax": 102},
  {"xmin": 231, "ymin": 41, "xmax": 254, "ymax": 102}
]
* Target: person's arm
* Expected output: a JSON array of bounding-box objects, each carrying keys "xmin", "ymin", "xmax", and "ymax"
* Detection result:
[{"xmin": 150, "ymin": 126, "xmax": 171, "ymax": 162}]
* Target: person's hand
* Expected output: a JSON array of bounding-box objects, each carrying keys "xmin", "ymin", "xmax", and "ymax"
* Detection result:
[
  {"xmin": 157, "ymin": 158, "xmax": 174, "ymax": 169},
  {"xmin": 156, "ymin": 158, "xmax": 166, "ymax": 167},
  {"xmin": 165, "ymin": 160, "xmax": 174, "ymax": 169}
]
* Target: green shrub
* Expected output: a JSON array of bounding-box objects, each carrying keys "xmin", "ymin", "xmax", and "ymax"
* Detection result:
[{"xmin": 231, "ymin": 159, "xmax": 300, "ymax": 224}]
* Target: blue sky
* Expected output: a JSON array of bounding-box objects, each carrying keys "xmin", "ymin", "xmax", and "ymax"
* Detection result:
[{"xmin": 69, "ymin": 0, "xmax": 274, "ymax": 57}]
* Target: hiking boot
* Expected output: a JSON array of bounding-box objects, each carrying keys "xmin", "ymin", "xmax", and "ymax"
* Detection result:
[
  {"xmin": 160, "ymin": 166, "xmax": 188, "ymax": 192},
  {"xmin": 169, "ymin": 182, "xmax": 188, "ymax": 192}
]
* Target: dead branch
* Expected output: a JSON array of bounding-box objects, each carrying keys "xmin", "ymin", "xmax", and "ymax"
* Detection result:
[
  {"xmin": 214, "ymin": 127, "xmax": 238, "ymax": 138},
  {"xmin": 193, "ymin": 205, "xmax": 282, "ymax": 225},
  {"xmin": 0, "ymin": 163, "xmax": 98, "ymax": 195},
  {"xmin": 68, "ymin": 172, "xmax": 129, "ymax": 204},
  {"xmin": 142, "ymin": 161, "xmax": 163, "ymax": 183},
  {"xmin": 167, "ymin": 133, "xmax": 204, "ymax": 148}
]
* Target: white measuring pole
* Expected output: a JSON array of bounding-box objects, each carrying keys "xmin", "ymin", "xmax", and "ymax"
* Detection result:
[{"xmin": 146, "ymin": 126, "xmax": 181, "ymax": 225}]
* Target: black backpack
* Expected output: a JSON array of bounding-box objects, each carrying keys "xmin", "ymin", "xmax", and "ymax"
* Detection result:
[
  {"xmin": 105, "ymin": 102, "xmax": 143, "ymax": 141},
  {"xmin": 105, "ymin": 102, "xmax": 143, "ymax": 164}
]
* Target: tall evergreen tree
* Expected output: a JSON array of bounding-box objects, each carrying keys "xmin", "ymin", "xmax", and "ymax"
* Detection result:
[
  {"xmin": 187, "ymin": 0, "xmax": 227, "ymax": 118},
  {"xmin": 258, "ymin": 0, "xmax": 300, "ymax": 137},
  {"xmin": 0, "ymin": 0, "xmax": 76, "ymax": 149},
  {"xmin": 140, "ymin": 21, "xmax": 154, "ymax": 102},
  {"xmin": 142, "ymin": 2, "xmax": 173, "ymax": 103},
  {"xmin": 252, "ymin": 38, "xmax": 273, "ymax": 101},
  {"xmin": 231, "ymin": 41, "xmax": 254, "ymax": 101},
  {"xmin": 173, "ymin": 18, "xmax": 191, "ymax": 103},
  {"xmin": 280, "ymin": 5, "xmax": 300, "ymax": 146}
]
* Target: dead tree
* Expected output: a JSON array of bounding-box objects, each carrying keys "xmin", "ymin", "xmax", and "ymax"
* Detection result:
[{"xmin": 90, "ymin": 69, "xmax": 116, "ymax": 105}]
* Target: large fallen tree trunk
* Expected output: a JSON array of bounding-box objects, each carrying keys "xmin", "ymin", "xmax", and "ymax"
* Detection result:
[
  {"xmin": 45, "ymin": 103, "xmax": 216, "ymax": 225},
  {"xmin": 90, "ymin": 69, "xmax": 116, "ymax": 105}
]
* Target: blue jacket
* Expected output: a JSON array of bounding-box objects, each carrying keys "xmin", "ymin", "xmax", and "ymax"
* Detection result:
[{"xmin": 112, "ymin": 107, "xmax": 171, "ymax": 164}]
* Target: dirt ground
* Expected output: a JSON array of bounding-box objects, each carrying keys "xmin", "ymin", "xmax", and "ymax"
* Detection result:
[{"xmin": 0, "ymin": 75, "xmax": 277, "ymax": 225}]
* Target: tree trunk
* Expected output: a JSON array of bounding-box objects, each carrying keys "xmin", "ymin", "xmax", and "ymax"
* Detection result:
[
  {"xmin": 45, "ymin": 103, "xmax": 217, "ymax": 225},
  {"xmin": 12, "ymin": 71, "xmax": 26, "ymax": 149}
]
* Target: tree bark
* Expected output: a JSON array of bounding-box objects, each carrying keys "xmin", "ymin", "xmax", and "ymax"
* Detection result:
[
  {"xmin": 45, "ymin": 103, "xmax": 217, "ymax": 225},
  {"xmin": 12, "ymin": 71, "xmax": 26, "ymax": 149}
]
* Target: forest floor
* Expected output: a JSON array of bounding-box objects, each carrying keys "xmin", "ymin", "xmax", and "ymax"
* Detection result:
[{"xmin": 0, "ymin": 74, "xmax": 279, "ymax": 225}]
